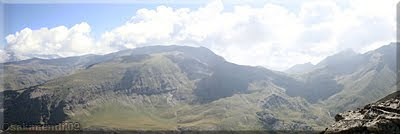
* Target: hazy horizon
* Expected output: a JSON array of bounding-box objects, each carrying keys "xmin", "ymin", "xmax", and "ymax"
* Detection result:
[
  {"xmin": 1, "ymin": 1, "xmax": 399, "ymax": 132},
  {"xmin": 1, "ymin": 0, "xmax": 398, "ymax": 71}
]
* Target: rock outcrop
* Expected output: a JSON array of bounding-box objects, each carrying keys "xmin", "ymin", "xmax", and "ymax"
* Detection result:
[{"xmin": 324, "ymin": 91, "xmax": 400, "ymax": 133}]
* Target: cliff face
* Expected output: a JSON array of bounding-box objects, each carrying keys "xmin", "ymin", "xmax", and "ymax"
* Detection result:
[{"xmin": 324, "ymin": 91, "xmax": 400, "ymax": 133}]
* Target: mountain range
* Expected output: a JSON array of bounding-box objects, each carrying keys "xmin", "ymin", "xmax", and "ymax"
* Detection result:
[{"xmin": 1, "ymin": 43, "xmax": 397, "ymax": 131}]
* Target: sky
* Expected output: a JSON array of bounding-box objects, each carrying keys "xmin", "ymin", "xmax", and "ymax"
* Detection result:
[{"xmin": 1, "ymin": 0, "xmax": 398, "ymax": 71}]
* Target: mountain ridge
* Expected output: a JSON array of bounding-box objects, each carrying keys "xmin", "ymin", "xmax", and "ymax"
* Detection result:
[{"xmin": 1, "ymin": 43, "xmax": 397, "ymax": 131}]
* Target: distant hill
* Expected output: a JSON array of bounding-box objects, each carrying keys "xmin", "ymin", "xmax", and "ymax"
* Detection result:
[
  {"xmin": 285, "ymin": 62, "xmax": 315, "ymax": 74},
  {"xmin": 1, "ymin": 43, "xmax": 397, "ymax": 131},
  {"xmin": 285, "ymin": 43, "xmax": 396, "ymax": 115},
  {"xmin": 2, "ymin": 45, "xmax": 329, "ymax": 131}
]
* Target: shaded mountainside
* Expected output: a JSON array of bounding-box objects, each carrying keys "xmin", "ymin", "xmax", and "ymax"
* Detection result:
[
  {"xmin": 284, "ymin": 49, "xmax": 367, "ymax": 103},
  {"xmin": 323, "ymin": 91, "xmax": 400, "ymax": 133},
  {"xmin": 285, "ymin": 62, "xmax": 315, "ymax": 74},
  {"xmin": 285, "ymin": 43, "xmax": 397, "ymax": 116},
  {"xmin": 320, "ymin": 43, "xmax": 397, "ymax": 115},
  {"xmin": 1, "ymin": 43, "xmax": 397, "ymax": 131},
  {"xmin": 1, "ymin": 45, "xmax": 329, "ymax": 131}
]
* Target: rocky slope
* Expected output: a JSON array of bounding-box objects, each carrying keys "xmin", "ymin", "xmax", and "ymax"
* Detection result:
[
  {"xmin": 320, "ymin": 43, "xmax": 397, "ymax": 115},
  {"xmin": 1, "ymin": 45, "xmax": 329, "ymax": 131},
  {"xmin": 323, "ymin": 91, "xmax": 400, "ymax": 133},
  {"xmin": 286, "ymin": 43, "xmax": 397, "ymax": 116},
  {"xmin": 285, "ymin": 62, "xmax": 315, "ymax": 74},
  {"xmin": 1, "ymin": 43, "xmax": 397, "ymax": 131}
]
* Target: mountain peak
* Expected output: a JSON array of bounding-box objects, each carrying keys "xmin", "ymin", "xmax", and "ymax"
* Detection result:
[
  {"xmin": 285, "ymin": 62, "xmax": 315, "ymax": 74},
  {"xmin": 332, "ymin": 48, "xmax": 357, "ymax": 57},
  {"xmin": 316, "ymin": 48, "xmax": 359, "ymax": 68}
]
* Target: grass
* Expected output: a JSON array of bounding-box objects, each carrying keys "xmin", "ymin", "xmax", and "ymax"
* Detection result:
[
  {"xmin": 71, "ymin": 101, "xmax": 178, "ymax": 130},
  {"xmin": 28, "ymin": 53, "xmax": 331, "ymax": 131},
  {"xmin": 68, "ymin": 85, "xmax": 332, "ymax": 131},
  {"xmin": 68, "ymin": 91, "xmax": 266, "ymax": 130}
]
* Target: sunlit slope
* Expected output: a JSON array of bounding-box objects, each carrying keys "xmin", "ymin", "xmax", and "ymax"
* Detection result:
[{"xmin": 4, "ymin": 45, "xmax": 330, "ymax": 131}]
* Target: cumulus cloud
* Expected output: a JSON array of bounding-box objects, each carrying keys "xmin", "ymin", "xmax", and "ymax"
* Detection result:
[
  {"xmin": 99, "ymin": 0, "xmax": 305, "ymax": 70},
  {"xmin": 98, "ymin": 0, "xmax": 397, "ymax": 70},
  {"xmin": 0, "ymin": 49, "xmax": 10, "ymax": 63},
  {"xmin": 5, "ymin": 22, "xmax": 113, "ymax": 60},
  {"xmin": 3, "ymin": 0, "xmax": 398, "ymax": 70}
]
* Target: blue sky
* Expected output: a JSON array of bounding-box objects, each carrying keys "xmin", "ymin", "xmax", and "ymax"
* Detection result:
[
  {"xmin": 1, "ymin": 0, "xmax": 298, "ymax": 47},
  {"xmin": 3, "ymin": 3, "xmax": 203, "ymax": 45},
  {"xmin": 1, "ymin": 0, "xmax": 397, "ymax": 70}
]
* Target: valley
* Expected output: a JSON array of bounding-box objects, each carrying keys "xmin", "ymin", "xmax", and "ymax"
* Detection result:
[{"xmin": 1, "ymin": 43, "xmax": 397, "ymax": 131}]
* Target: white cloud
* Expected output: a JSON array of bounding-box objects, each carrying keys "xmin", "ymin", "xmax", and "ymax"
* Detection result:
[
  {"xmin": 100, "ymin": 0, "xmax": 305, "ymax": 70},
  {"xmin": 3, "ymin": 0, "xmax": 398, "ymax": 70},
  {"xmin": 99, "ymin": 0, "xmax": 397, "ymax": 70},
  {"xmin": 5, "ymin": 22, "xmax": 113, "ymax": 60},
  {"xmin": 0, "ymin": 49, "xmax": 10, "ymax": 63}
]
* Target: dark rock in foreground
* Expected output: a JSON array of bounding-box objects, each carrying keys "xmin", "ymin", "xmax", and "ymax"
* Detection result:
[{"xmin": 323, "ymin": 91, "xmax": 400, "ymax": 133}]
